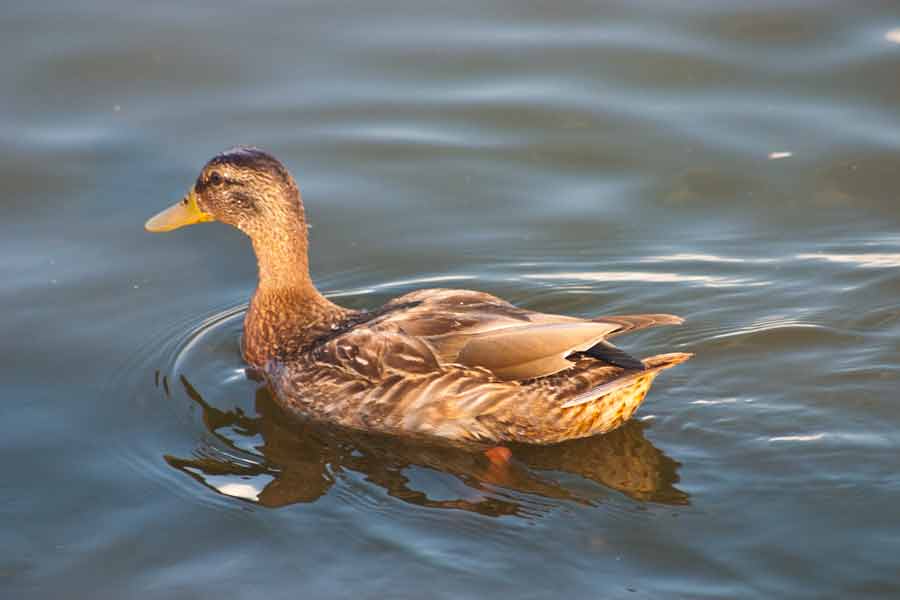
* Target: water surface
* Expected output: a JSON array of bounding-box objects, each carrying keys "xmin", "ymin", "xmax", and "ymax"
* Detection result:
[{"xmin": 3, "ymin": 1, "xmax": 900, "ymax": 597}]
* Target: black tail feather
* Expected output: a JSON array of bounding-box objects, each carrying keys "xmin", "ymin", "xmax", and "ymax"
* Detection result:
[{"xmin": 580, "ymin": 340, "xmax": 646, "ymax": 371}]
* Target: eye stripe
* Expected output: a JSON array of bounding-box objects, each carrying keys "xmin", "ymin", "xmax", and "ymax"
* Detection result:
[
  {"xmin": 231, "ymin": 191, "xmax": 258, "ymax": 211},
  {"xmin": 197, "ymin": 175, "xmax": 242, "ymax": 190}
]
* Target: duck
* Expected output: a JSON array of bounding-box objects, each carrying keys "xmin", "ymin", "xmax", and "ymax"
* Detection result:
[{"xmin": 146, "ymin": 147, "xmax": 691, "ymax": 446}]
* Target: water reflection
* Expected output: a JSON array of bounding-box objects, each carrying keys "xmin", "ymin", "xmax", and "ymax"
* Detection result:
[
  {"xmin": 796, "ymin": 252, "xmax": 900, "ymax": 268},
  {"xmin": 522, "ymin": 270, "xmax": 765, "ymax": 288},
  {"xmin": 165, "ymin": 375, "xmax": 688, "ymax": 516}
]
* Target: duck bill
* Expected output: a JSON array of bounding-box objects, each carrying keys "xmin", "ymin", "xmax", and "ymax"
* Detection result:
[{"xmin": 145, "ymin": 190, "xmax": 214, "ymax": 232}]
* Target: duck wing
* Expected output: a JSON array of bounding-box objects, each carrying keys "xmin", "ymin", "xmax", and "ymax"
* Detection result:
[
  {"xmin": 366, "ymin": 288, "xmax": 680, "ymax": 381},
  {"xmin": 455, "ymin": 322, "xmax": 618, "ymax": 380}
]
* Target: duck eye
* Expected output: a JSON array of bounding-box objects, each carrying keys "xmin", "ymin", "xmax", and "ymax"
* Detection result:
[{"xmin": 208, "ymin": 172, "xmax": 223, "ymax": 186}]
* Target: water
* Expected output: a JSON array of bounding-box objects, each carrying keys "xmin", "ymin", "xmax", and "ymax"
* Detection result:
[{"xmin": 4, "ymin": 1, "xmax": 900, "ymax": 597}]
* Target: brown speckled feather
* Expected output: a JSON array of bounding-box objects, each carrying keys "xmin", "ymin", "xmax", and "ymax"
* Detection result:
[{"xmin": 147, "ymin": 148, "xmax": 692, "ymax": 445}]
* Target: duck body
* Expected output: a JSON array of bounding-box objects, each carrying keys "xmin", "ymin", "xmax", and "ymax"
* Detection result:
[
  {"xmin": 147, "ymin": 147, "xmax": 690, "ymax": 445},
  {"xmin": 257, "ymin": 287, "xmax": 689, "ymax": 445}
]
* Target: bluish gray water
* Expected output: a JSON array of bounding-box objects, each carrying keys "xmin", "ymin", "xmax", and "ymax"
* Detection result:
[{"xmin": 3, "ymin": 1, "xmax": 900, "ymax": 598}]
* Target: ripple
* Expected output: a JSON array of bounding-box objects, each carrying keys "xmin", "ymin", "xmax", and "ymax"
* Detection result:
[
  {"xmin": 327, "ymin": 274, "xmax": 479, "ymax": 298},
  {"xmin": 103, "ymin": 303, "xmax": 264, "ymax": 510},
  {"xmin": 522, "ymin": 270, "xmax": 766, "ymax": 288},
  {"xmin": 704, "ymin": 320, "xmax": 827, "ymax": 342},
  {"xmin": 170, "ymin": 304, "xmax": 247, "ymax": 384},
  {"xmin": 690, "ymin": 398, "xmax": 740, "ymax": 406},
  {"xmin": 796, "ymin": 252, "xmax": 900, "ymax": 269},
  {"xmin": 641, "ymin": 253, "xmax": 778, "ymax": 264},
  {"xmin": 768, "ymin": 433, "xmax": 825, "ymax": 443},
  {"xmin": 767, "ymin": 431, "xmax": 896, "ymax": 448}
]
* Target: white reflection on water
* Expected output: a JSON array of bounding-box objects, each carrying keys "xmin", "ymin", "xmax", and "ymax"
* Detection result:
[
  {"xmin": 796, "ymin": 252, "xmax": 900, "ymax": 268},
  {"xmin": 768, "ymin": 432, "xmax": 894, "ymax": 446},
  {"xmin": 222, "ymin": 368, "xmax": 249, "ymax": 385},
  {"xmin": 522, "ymin": 271, "xmax": 766, "ymax": 288},
  {"xmin": 641, "ymin": 253, "xmax": 777, "ymax": 264},
  {"xmin": 769, "ymin": 433, "xmax": 825, "ymax": 443},
  {"xmin": 885, "ymin": 28, "xmax": 900, "ymax": 44},
  {"xmin": 690, "ymin": 398, "xmax": 739, "ymax": 406},
  {"xmin": 185, "ymin": 469, "xmax": 273, "ymax": 502}
]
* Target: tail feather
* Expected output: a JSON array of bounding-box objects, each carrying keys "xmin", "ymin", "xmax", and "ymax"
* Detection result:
[
  {"xmin": 581, "ymin": 340, "xmax": 646, "ymax": 371},
  {"xmin": 560, "ymin": 352, "xmax": 692, "ymax": 408},
  {"xmin": 642, "ymin": 352, "xmax": 692, "ymax": 370}
]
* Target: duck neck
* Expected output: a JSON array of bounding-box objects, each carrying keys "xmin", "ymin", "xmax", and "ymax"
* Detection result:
[
  {"xmin": 251, "ymin": 222, "xmax": 314, "ymax": 292},
  {"xmin": 243, "ymin": 219, "xmax": 346, "ymax": 368}
]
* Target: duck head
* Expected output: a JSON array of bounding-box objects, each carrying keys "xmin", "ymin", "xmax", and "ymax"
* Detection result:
[{"xmin": 145, "ymin": 146, "xmax": 305, "ymax": 238}]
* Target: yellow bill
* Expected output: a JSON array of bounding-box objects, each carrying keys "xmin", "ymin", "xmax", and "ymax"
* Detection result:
[{"xmin": 145, "ymin": 189, "xmax": 214, "ymax": 232}]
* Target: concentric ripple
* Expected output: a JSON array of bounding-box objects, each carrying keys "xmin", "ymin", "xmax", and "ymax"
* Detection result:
[{"xmin": 104, "ymin": 302, "xmax": 268, "ymax": 510}]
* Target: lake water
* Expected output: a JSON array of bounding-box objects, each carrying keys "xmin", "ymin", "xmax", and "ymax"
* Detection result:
[{"xmin": 4, "ymin": 1, "xmax": 900, "ymax": 597}]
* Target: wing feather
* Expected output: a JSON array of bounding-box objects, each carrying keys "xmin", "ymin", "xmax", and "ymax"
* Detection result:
[
  {"xmin": 593, "ymin": 314, "xmax": 684, "ymax": 337},
  {"xmin": 353, "ymin": 289, "xmax": 686, "ymax": 383},
  {"xmin": 456, "ymin": 322, "xmax": 618, "ymax": 381}
]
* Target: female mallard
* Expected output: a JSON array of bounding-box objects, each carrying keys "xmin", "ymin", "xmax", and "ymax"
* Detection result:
[{"xmin": 146, "ymin": 147, "xmax": 690, "ymax": 445}]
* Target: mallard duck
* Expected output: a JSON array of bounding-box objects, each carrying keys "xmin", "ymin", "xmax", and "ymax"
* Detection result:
[{"xmin": 146, "ymin": 147, "xmax": 690, "ymax": 445}]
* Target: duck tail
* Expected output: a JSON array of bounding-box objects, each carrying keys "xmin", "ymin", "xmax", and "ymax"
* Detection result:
[
  {"xmin": 641, "ymin": 352, "xmax": 693, "ymax": 370},
  {"xmin": 560, "ymin": 352, "xmax": 692, "ymax": 408}
]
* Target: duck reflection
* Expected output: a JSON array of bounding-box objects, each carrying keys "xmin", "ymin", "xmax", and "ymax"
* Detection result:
[{"xmin": 165, "ymin": 375, "xmax": 688, "ymax": 516}]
